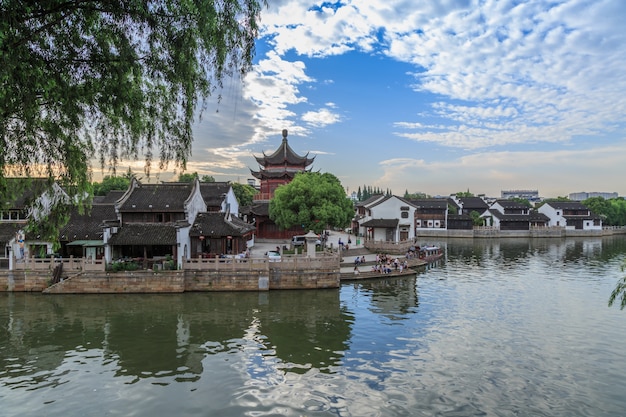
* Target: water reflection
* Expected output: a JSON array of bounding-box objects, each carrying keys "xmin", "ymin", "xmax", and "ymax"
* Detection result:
[
  {"xmin": 1, "ymin": 290, "xmax": 353, "ymax": 387},
  {"xmin": 1, "ymin": 236, "xmax": 626, "ymax": 417}
]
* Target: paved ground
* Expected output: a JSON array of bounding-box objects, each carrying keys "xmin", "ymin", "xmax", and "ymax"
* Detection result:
[{"xmin": 249, "ymin": 229, "xmax": 382, "ymax": 274}]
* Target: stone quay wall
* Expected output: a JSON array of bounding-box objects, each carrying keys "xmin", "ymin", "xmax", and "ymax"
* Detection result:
[
  {"xmin": 0, "ymin": 271, "xmax": 49, "ymax": 292},
  {"xmin": 0, "ymin": 257, "xmax": 341, "ymax": 294},
  {"xmin": 414, "ymin": 227, "xmax": 625, "ymax": 239}
]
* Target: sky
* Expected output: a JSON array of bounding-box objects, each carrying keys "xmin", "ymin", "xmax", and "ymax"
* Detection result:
[{"xmin": 133, "ymin": 0, "xmax": 626, "ymax": 199}]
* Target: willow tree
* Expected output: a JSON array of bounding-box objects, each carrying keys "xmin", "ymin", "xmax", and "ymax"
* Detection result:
[
  {"xmin": 0, "ymin": 0, "xmax": 264, "ymax": 240},
  {"xmin": 609, "ymin": 262, "xmax": 626, "ymax": 310}
]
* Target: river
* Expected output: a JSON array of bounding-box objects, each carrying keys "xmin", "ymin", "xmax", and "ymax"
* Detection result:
[{"xmin": 1, "ymin": 236, "xmax": 625, "ymax": 417}]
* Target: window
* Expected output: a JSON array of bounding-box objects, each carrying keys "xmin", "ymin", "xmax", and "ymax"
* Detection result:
[{"xmin": 401, "ymin": 212, "xmax": 409, "ymax": 218}]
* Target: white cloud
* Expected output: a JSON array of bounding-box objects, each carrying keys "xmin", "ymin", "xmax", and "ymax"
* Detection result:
[
  {"xmin": 376, "ymin": 142, "xmax": 626, "ymax": 197},
  {"xmin": 254, "ymin": 0, "xmax": 626, "ymax": 149},
  {"xmin": 301, "ymin": 107, "xmax": 341, "ymax": 127},
  {"xmin": 383, "ymin": 0, "xmax": 626, "ymax": 148}
]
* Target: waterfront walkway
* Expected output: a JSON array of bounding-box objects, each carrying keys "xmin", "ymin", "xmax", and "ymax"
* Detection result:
[{"xmin": 251, "ymin": 230, "xmax": 427, "ymax": 279}]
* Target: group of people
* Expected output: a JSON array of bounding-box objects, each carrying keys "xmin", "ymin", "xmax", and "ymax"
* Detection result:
[
  {"xmin": 352, "ymin": 252, "xmax": 409, "ymax": 275},
  {"xmin": 370, "ymin": 254, "xmax": 408, "ymax": 274},
  {"xmin": 338, "ymin": 236, "xmax": 352, "ymax": 251}
]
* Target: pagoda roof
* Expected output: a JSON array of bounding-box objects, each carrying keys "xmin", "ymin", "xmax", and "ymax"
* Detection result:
[
  {"xmin": 253, "ymin": 130, "xmax": 315, "ymax": 168},
  {"xmin": 250, "ymin": 168, "xmax": 313, "ymax": 180}
]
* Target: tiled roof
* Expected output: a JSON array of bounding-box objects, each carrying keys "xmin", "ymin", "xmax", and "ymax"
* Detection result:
[
  {"xmin": 60, "ymin": 204, "xmax": 117, "ymax": 242},
  {"xmin": 488, "ymin": 210, "xmax": 531, "ymax": 221},
  {"xmin": 495, "ymin": 199, "xmax": 529, "ymax": 209},
  {"xmin": 355, "ymin": 194, "xmax": 385, "ymax": 207},
  {"xmin": 458, "ymin": 197, "xmax": 489, "ymax": 209},
  {"xmin": 250, "ymin": 168, "xmax": 314, "ymax": 180},
  {"xmin": 107, "ymin": 223, "xmax": 177, "ymax": 245},
  {"xmin": 0, "ymin": 222, "xmax": 23, "ymax": 243},
  {"xmin": 360, "ymin": 218, "xmax": 399, "ymax": 228},
  {"xmin": 199, "ymin": 182, "xmax": 230, "ymax": 208},
  {"xmin": 529, "ymin": 212, "xmax": 550, "ymax": 222},
  {"xmin": 245, "ymin": 202, "xmax": 270, "ymax": 216},
  {"xmin": 93, "ymin": 190, "xmax": 125, "ymax": 204},
  {"xmin": 409, "ymin": 198, "xmax": 448, "ymax": 209},
  {"xmin": 119, "ymin": 182, "xmax": 193, "ymax": 211},
  {"xmin": 190, "ymin": 212, "xmax": 255, "ymax": 237},
  {"xmin": 253, "ymin": 132, "xmax": 315, "ymax": 167},
  {"xmin": 544, "ymin": 201, "xmax": 589, "ymax": 210}
]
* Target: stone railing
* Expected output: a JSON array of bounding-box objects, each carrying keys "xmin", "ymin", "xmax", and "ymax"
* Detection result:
[
  {"xmin": 183, "ymin": 254, "xmax": 339, "ymax": 271},
  {"xmin": 13, "ymin": 257, "xmax": 106, "ymax": 272},
  {"xmin": 363, "ymin": 239, "xmax": 415, "ymax": 254},
  {"xmin": 8, "ymin": 253, "xmax": 340, "ymax": 273}
]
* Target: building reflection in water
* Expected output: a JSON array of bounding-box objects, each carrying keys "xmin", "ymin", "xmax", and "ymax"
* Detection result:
[{"xmin": 1, "ymin": 289, "xmax": 356, "ymax": 385}]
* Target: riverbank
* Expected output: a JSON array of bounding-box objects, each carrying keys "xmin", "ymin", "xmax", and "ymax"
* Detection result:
[
  {"xmin": 414, "ymin": 226, "xmax": 626, "ymax": 239},
  {"xmin": 0, "ymin": 254, "xmax": 341, "ymax": 293}
]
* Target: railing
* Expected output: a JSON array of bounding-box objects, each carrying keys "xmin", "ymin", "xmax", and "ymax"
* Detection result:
[
  {"xmin": 183, "ymin": 254, "xmax": 339, "ymax": 271},
  {"xmin": 13, "ymin": 256, "xmax": 106, "ymax": 271},
  {"xmin": 9, "ymin": 253, "xmax": 339, "ymax": 272},
  {"xmin": 364, "ymin": 239, "xmax": 416, "ymax": 254}
]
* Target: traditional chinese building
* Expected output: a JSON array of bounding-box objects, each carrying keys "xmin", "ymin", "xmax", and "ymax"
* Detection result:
[{"xmin": 245, "ymin": 129, "xmax": 315, "ymax": 239}]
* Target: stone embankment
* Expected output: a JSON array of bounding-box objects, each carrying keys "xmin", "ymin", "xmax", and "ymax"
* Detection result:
[{"xmin": 0, "ymin": 255, "xmax": 341, "ymax": 294}]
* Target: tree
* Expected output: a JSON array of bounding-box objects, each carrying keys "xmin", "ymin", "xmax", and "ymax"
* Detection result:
[
  {"xmin": 583, "ymin": 196, "xmax": 626, "ymax": 226},
  {"xmin": 469, "ymin": 210, "xmax": 484, "ymax": 226},
  {"xmin": 270, "ymin": 172, "xmax": 354, "ymax": 234},
  {"xmin": 231, "ymin": 182, "xmax": 256, "ymax": 207},
  {"xmin": 1, "ymin": 1, "xmax": 263, "ymax": 241},
  {"xmin": 456, "ymin": 190, "xmax": 475, "ymax": 197},
  {"xmin": 92, "ymin": 175, "xmax": 131, "ymax": 196},
  {"xmin": 178, "ymin": 172, "xmax": 199, "ymax": 183},
  {"xmin": 404, "ymin": 191, "xmax": 430, "ymax": 199},
  {"xmin": 510, "ymin": 197, "xmax": 532, "ymax": 207},
  {"xmin": 201, "ymin": 175, "xmax": 215, "ymax": 183}
]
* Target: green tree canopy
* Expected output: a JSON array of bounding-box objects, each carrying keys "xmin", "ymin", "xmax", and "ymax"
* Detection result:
[
  {"xmin": 231, "ymin": 182, "xmax": 256, "ymax": 207},
  {"xmin": 404, "ymin": 191, "xmax": 430, "ymax": 199},
  {"xmin": 509, "ymin": 197, "xmax": 532, "ymax": 207},
  {"xmin": 1, "ymin": 0, "xmax": 264, "ymax": 194},
  {"xmin": 583, "ymin": 196, "xmax": 626, "ymax": 226},
  {"xmin": 92, "ymin": 175, "xmax": 131, "ymax": 196},
  {"xmin": 178, "ymin": 173, "xmax": 199, "ymax": 183},
  {"xmin": 455, "ymin": 190, "xmax": 475, "ymax": 197},
  {"xmin": 469, "ymin": 210, "xmax": 484, "ymax": 226},
  {"xmin": 270, "ymin": 172, "xmax": 354, "ymax": 234},
  {"xmin": 1, "ymin": 0, "xmax": 264, "ymax": 243}
]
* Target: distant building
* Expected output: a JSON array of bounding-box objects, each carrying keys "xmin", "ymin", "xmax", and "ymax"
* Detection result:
[
  {"xmin": 568, "ymin": 191, "xmax": 618, "ymax": 201},
  {"xmin": 501, "ymin": 189, "xmax": 540, "ymax": 201},
  {"xmin": 538, "ymin": 201, "xmax": 602, "ymax": 230}
]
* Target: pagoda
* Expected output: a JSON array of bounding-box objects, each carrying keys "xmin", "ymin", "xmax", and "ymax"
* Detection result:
[
  {"xmin": 251, "ymin": 129, "xmax": 315, "ymax": 201},
  {"xmin": 245, "ymin": 129, "xmax": 315, "ymax": 239}
]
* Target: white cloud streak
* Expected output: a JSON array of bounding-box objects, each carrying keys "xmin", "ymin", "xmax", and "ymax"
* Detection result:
[{"xmin": 251, "ymin": 0, "xmax": 626, "ymax": 149}]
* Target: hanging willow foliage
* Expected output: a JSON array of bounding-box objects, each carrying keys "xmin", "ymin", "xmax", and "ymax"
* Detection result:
[{"xmin": 1, "ymin": 0, "xmax": 265, "ymax": 240}]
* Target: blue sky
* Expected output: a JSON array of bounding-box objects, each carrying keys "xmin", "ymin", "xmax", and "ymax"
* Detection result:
[{"xmin": 139, "ymin": 0, "xmax": 626, "ymax": 198}]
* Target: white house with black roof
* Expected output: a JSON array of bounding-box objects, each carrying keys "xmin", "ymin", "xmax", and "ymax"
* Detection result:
[
  {"xmin": 358, "ymin": 195, "xmax": 416, "ymax": 242},
  {"xmin": 538, "ymin": 201, "xmax": 602, "ymax": 230},
  {"xmin": 104, "ymin": 177, "xmax": 204, "ymax": 268}
]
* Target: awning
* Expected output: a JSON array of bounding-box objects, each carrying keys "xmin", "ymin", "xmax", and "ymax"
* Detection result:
[{"xmin": 66, "ymin": 240, "xmax": 104, "ymax": 247}]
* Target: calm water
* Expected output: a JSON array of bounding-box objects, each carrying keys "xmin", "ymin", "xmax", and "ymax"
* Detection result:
[{"xmin": 1, "ymin": 237, "xmax": 625, "ymax": 417}]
